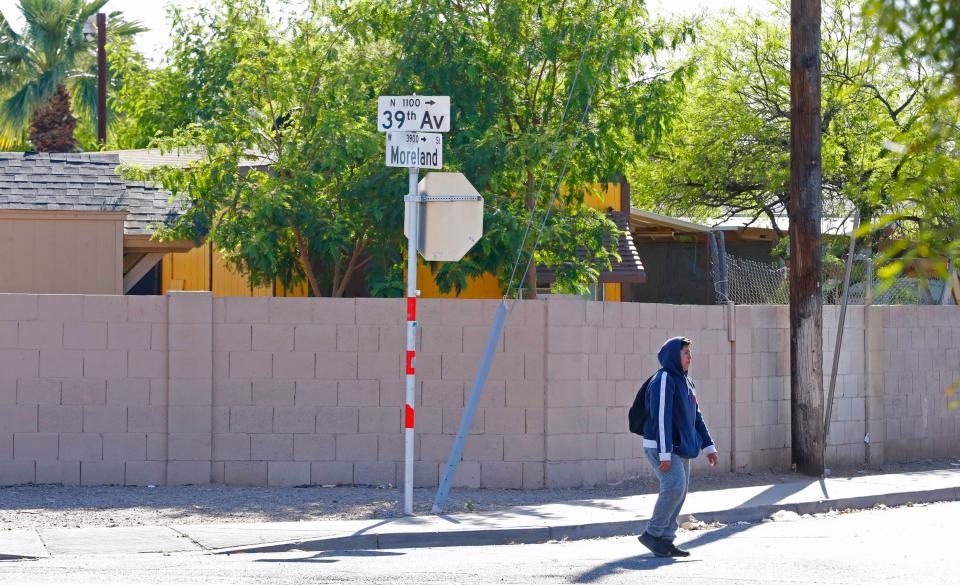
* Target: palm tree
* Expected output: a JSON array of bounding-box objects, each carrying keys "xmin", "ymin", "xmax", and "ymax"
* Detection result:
[{"xmin": 0, "ymin": 0, "xmax": 145, "ymax": 151}]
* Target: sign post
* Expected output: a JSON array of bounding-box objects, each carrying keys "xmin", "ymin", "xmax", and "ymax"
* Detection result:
[
  {"xmin": 379, "ymin": 95, "xmax": 451, "ymax": 516},
  {"xmin": 403, "ymin": 165, "xmax": 419, "ymax": 517}
]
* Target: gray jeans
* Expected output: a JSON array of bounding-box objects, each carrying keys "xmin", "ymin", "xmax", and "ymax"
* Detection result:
[{"xmin": 644, "ymin": 447, "xmax": 691, "ymax": 541}]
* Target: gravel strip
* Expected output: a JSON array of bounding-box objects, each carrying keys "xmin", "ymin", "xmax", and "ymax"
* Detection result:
[{"xmin": 1, "ymin": 459, "xmax": 954, "ymax": 530}]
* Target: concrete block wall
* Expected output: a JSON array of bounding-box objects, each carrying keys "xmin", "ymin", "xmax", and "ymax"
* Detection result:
[
  {"xmin": 209, "ymin": 296, "xmax": 547, "ymax": 489},
  {"xmin": 1, "ymin": 292, "xmax": 958, "ymax": 488},
  {"xmin": 0, "ymin": 294, "xmax": 169, "ymax": 486}
]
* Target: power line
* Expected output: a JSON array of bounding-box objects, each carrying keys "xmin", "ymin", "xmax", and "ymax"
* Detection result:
[
  {"xmin": 503, "ymin": 5, "xmax": 603, "ymax": 299},
  {"xmin": 511, "ymin": 1, "xmax": 630, "ymax": 302}
]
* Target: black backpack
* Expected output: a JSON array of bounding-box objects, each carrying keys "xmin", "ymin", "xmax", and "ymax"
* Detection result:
[{"xmin": 627, "ymin": 372, "xmax": 658, "ymax": 436}]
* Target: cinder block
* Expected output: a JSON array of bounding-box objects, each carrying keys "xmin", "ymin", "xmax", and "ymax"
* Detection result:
[
  {"xmin": 252, "ymin": 380, "xmax": 295, "ymax": 406},
  {"xmin": 0, "ymin": 460, "xmax": 35, "ymax": 485},
  {"xmin": 294, "ymin": 324, "xmax": 337, "ymax": 352},
  {"xmin": 0, "ymin": 432, "xmax": 10, "ymax": 459},
  {"xmin": 127, "ymin": 296, "xmax": 167, "ymax": 323},
  {"xmin": 124, "ymin": 461, "xmax": 165, "ymax": 486},
  {"xmin": 102, "ymin": 433, "xmax": 147, "ymax": 461},
  {"xmin": 80, "ymin": 461, "xmax": 124, "ymax": 485},
  {"xmin": 316, "ymin": 407, "xmax": 359, "ymax": 434},
  {"xmin": 168, "ymin": 349, "xmax": 211, "ymax": 380},
  {"xmin": 400, "ymin": 461, "xmax": 438, "ymax": 488},
  {"xmin": 38, "ymin": 349, "xmax": 82, "ymax": 377},
  {"xmin": 358, "ymin": 352, "xmax": 400, "ymax": 380},
  {"xmin": 14, "ymin": 432, "xmax": 59, "ymax": 460},
  {"xmin": 523, "ymin": 462, "xmax": 545, "ymax": 489},
  {"xmin": 546, "ymin": 298, "xmax": 586, "ymax": 326},
  {"xmin": 268, "ymin": 461, "xmax": 310, "ymax": 486},
  {"xmin": 213, "ymin": 433, "xmax": 251, "ymax": 461},
  {"xmin": 168, "ymin": 405, "xmax": 211, "ymax": 434},
  {"xmin": 312, "ymin": 298, "xmax": 356, "ymax": 325},
  {"xmin": 447, "ymin": 461, "xmax": 481, "ymax": 488},
  {"xmin": 36, "ymin": 460, "xmax": 80, "ymax": 485},
  {"xmin": 462, "ymin": 435, "xmax": 503, "ymax": 462},
  {"xmin": 311, "ymin": 461, "xmax": 353, "ymax": 485},
  {"xmin": 83, "ymin": 296, "xmax": 127, "ymax": 322},
  {"xmin": 354, "ymin": 299, "xmax": 402, "ymax": 325},
  {"xmin": 546, "ymin": 434, "xmax": 597, "ymax": 461},
  {"xmin": 151, "ymin": 323, "xmax": 167, "ymax": 351},
  {"xmin": 358, "ymin": 407, "xmax": 402, "ymax": 434},
  {"xmin": 0, "ymin": 404, "xmax": 38, "ymax": 433},
  {"xmin": 269, "ymin": 298, "xmax": 314, "ymax": 324},
  {"xmin": 127, "ymin": 406, "xmax": 166, "ymax": 433},
  {"xmin": 546, "ymin": 354, "xmax": 586, "ymax": 381},
  {"xmin": 230, "ymin": 351, "xmax": 273, "ymax": 379},
  {"xmin": 17, "ymin": 379, "xmax": 61, "ymax": 405},
  {"xmin": 0, "ymin": 293, "xmax": 38, "ymax": 321},
  {"xmin": 214, "ymin": 380, "xmax": 252, "ymax": 406},
  {"xmin": 168, "ymin": 433, "xmax": 212, "ymax": 461},
  {"xmin": 147, "ymin": 433, "xmax": 167, "ymax": 461},
  {"xmin": 0, "ymin": 350, "xmax": 40, "ymax": 377},
  {"xmin": 480, "ymin": 461, "xmax": 523, "ymax": 489},
  {"xmin": 167, "ymin": 292, "xmax": 211, "ymax": 324},
  {"xmin": 224, "ymin": 297, "xmax": 269, "ymax": 324},
  {"xmin": 253, "ymin": 324, "xmax": 294, "ymax": 351},
  {"xmin": 482, "ymin": 407, "xmax": 526, "ymax": 434},
  {"xmin": 422, "ymin": 381, "xmax": 463, "ymax": 408},
  {"xmin": 504, "ymin": 435, "xmax": 545, "ymax": 462},
  {"xmin": 489, "ymin": 353, "xmax": 525, "ymax": 381},
  {"xmin": 167, "ymin": 461, "xmax": 211, "ymax": 485},
  {"xmin": 230, "ymin": 406, "xmax": 274, "ymax": 434},
  {"xmin": 525, "ymin": 352, "xmax": 545, "ymax": 381},
  {"xmin": 37, "ymin": 295, "xmax": 81, "ymax": 322},
  {"xmin": 59, "ymin": 433, "xmax": 102, "ymax": 460},
  {"xmin": 377, "ymin": 432, "xmax": 403, "ymax": 462},
  {"xmin": 316, "ymin": 352, "xmax": 358, "ymax": 379},
  {"xmin": 251, "ymin": 434, "xmax": 294, "ymax": 461},
  {"xmin": 422, "ymin": 326, "xmax": 463, "ymax": 354},
  {"xmin": 107, "ymin": 322, "xmax": 152, "ymax": 351},
  {"xmin": 38, "ymin": 405, "xmax": 82, "ymax": 433},
  {"xmin": 224, "ymin": 461, "xmax": 268, "ymax": 485},
  {"xmin": 335, "ymin": 434, "xmax": 378, "ymax": 462},
  {"xmin": 294, "ymin": 434, "xmax": 335, "ymax": 461},
  {"xmin": 294, "ymin": 380, "xmax": 337, "ymax": 406},
  {"xmin": 18, "ymin": 321, "xmax": 63, "ymax": 349},
  {"xmin": 338, "ymin": 380, "xmax": 380, "ymax": 407},
  {"xmin": 82, "ymin": 350, "xmax": 127, "ymax": 378},
  {"xmin": 81, "ymin": 406, "xmax": 127, "ymax": 433},
  {"xmin": 505, "ymin": 380, "xmax": 543, "ymax": 408},
  {"xmin": 214, "ymin": 324, "xmax": 252, "ymax": 352},
  {"xmin": 125, "ymin": 351, "xmax": 164, "ymax": 379},
  {"xmin": 415, "ymin": 406, "xmax": 442, "ymax": 434},
  {"xmin": 106, "ymin": 379, "xmax": 150, "ymax": 406},
  {"xmin": 0, "ymin": 322, "xmax": 17, "ymax": 349},
  {"xmin": 526, "ymin": 408, "xmax": 545, "ymax": 434},
  {"xmin": 273, "ymin": 406, "xmax": 316, "ymax": 433},
  {"xmin": 273, "ymin": 352, "xmax": 315, "ymax": 379},
  {"xmin": 353, "ymin": 461, "xmax": 396, "ymax": 486}
]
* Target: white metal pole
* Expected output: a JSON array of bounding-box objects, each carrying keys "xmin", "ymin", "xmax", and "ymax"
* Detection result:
[{"xmin": 404, "ymin": 165, "xmax": 420, "ymax": 515}]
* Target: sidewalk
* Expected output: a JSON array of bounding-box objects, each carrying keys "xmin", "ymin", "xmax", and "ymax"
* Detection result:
[{"xmin": 3, "ymin": 466, "xmax": 959, "ymax": 559}]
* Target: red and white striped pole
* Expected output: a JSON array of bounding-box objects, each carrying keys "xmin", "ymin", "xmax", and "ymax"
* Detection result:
[{"xmin": 403, "ymin": 166, "xmax": 420, "ymax": 515}]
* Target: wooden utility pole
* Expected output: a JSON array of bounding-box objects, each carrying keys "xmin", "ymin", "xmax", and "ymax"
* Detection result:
[
  {"xmin": 789, "ymin": 0, "xmax": 825, "ymax": 476},
  {"xmin": 96, "ymin": 12, "xmax": 107, "ymax": 145}
]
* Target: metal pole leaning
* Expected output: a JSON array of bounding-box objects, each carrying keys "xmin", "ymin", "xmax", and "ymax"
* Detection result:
[
  {"xmin": 432, "ymin": 299, "xmax": 510, "ymax": 514},
  {"xmin": 404, "ymin": 166, "xmax": 420, "ymax": 516}
]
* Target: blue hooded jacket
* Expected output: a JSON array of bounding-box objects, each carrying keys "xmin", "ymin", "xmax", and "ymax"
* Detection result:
[{"xmin": 642, "ymin": 337, "xmax": 717, "ymax": 461}]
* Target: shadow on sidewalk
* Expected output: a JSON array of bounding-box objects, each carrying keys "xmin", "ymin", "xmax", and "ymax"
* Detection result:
[
  {"xmin": 571, "ymin": 478, "xmax": 816, "ymax": 583},
  {"xmin": 254, "ymin": 549, "xmax": 405, "ymax": 564}
]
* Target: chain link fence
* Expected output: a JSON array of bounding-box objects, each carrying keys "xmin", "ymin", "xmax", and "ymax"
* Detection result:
[{"xmin": 709, "ymin": 232, "xmax": 947, "ymax": 306}]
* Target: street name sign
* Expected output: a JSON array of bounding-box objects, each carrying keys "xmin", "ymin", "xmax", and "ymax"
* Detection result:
[
  {"xmin": 378, "ymin": 96, "xmax": 450, "ymax": 132},
  {"xmin": 386, "ymin": 131, "xmax": 443, "ymax": 169}
]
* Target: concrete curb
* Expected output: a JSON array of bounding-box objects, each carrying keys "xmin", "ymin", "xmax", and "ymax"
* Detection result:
[{"xmin": 214, "ymin": 484, "xmax": 960, "ymax": 555}]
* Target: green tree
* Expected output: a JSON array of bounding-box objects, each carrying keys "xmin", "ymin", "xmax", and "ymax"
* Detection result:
[
  {"xmin": 347, "ymin": 0, "xmax": 693, "ymax": 297},
  {"xmin": 124, "ymin": 0, "xmax": 400, "ymax": 298},
  {"xmin": 0, "ymin": 0, "xmax": 145, "ymax": 151},
  {"xmin": 632, "ymin": 0, "xmax": 935, "ymax": 239}
]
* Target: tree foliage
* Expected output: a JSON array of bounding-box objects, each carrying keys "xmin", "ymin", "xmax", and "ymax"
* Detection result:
[
  {"xmin": 0, "ymin": 0, "xmax": 145, "ymax": 150},
  {"xmin": 632, "ymin": 0, "xmax": 937, "ymax": 242}
]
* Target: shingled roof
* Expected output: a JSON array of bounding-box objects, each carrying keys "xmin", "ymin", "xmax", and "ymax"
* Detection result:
[
  {"xmin": 0, "ymin": 151, "xmax": 182, "ymax": 236},
  {"xmin": 537, "ymin": 210, "xmax": 646, "ymax": 285}
]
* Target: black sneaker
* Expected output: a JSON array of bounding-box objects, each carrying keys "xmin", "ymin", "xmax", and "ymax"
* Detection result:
[
  {"xmin": 638, "ymin": 532, "xmax": 671, "ymax": 557},
  {"xmin": 666, "ymin": 543, "xmax": 691, "ymax": 557}
]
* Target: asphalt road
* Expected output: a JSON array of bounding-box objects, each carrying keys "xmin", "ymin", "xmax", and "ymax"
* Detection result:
[{"xmin": 2, "ymin": 501, "xmax": 957, "ymax": 584}]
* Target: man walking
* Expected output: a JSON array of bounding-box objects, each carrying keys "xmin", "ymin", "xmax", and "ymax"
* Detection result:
[{"xmin": 638, "ymin": 336, "xmax": 718, "ymax": 558}]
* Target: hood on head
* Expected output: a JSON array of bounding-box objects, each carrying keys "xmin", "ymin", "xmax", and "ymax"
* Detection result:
[{"xmin": 658, "ymin": 336, "xmax": 690, "ymax": 375}]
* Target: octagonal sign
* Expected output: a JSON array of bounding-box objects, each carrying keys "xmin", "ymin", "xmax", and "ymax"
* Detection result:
[{"xmin": 404, "ymin": 172, "xmax": 484, "ymax": 262}]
